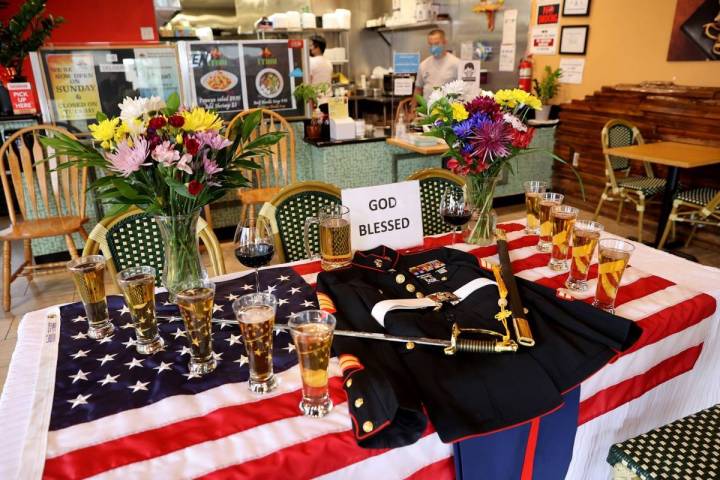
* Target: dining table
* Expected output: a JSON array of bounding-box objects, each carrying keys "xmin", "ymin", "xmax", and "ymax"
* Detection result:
[
  {"xmin": 386, "ymin": 136, "xmax": 449, "ymax": 182},
  {"xmin": 603, "ymin": 141, "xmax": 720, "ymax": 247},
  {"xmin": 1, "ymin": 219, "xmax": 719, "ymax": 479}
]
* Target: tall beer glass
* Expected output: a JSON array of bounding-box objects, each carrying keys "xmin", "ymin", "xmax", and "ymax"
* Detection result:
[
  {"xmin": 304, "ymin": 204, "xmax": 352, "ymax": 271},
  {"xmin": 176, "ymin": 280, "xmax": 216, "ymax": 376},
  {"xmin": 523, "ymin": 181, "xmax": 547, "ymax": 235},
  {"xmin": 117, "ymin": 266, "xmax": 164, "ymax": 354},
  {"xmin": 67, "ymin": 255, "xmax": 114, "ymax": 339},
  {"xmin": 537, "ymin": 192, "xmax": 564, "ymax": 252},
  {"xmin": 566, "ymin": 220, "xmax": 604, "ymax": 292},
  {"xmin": 593, "ymin": 239, "xmax": 635, "ymax": 313},
  {"xmin": 549, "ymin": 205, "xmax": 579, "ymax": 271},
  {"xmin": 233, "ymin": 293, "xmax": 278, "ymax": 393},
  {"xmin": 289, "ymin": 309, "xmax": 336, "ymax": 417}
]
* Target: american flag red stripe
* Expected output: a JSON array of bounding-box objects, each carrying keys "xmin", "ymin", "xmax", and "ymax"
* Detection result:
[{"xmin": 37, "ymin": 222, "xmax": 717, "ymax": 479}]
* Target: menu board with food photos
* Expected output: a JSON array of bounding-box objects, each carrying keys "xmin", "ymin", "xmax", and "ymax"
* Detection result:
[
  {"xmin": 34, "ymin": 45, "xmax": 181, "ymax": 131},
  {"xmin": 188, "ymin": 42, "xmax": 244, "ymax": 119},
  {"xmin": 240, "ymin": 40, "xmax": 297, "ymax": 113}
]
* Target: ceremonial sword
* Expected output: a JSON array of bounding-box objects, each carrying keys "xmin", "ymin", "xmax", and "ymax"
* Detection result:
[
  {"xmin": 157, "ymin": 316, "xmax": 517, "ymax": 354},
  {"xmin": 495, "ymin": 229, "xmax": 535, "ymax": 347}
]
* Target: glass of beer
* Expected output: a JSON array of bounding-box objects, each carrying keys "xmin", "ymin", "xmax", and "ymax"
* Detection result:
[
  {"xmin": 117, "ymin": 266, "xmax": 164, "ymax": 354},
  {"xmin": 67, "ymin": 255, "xmax": 114, "ymax": 339},
  {"xmin": 593, "ymin": 239, "xmax": 635, "ymax": 313},
  {"xmin": 566, "ymin": 220, "xmax": 604, "ymax": 292},
  {"xmin": 233, "ymin": 292, "xmax": 278, "ymax": 394},
  {"xmin": 523, "ymin": 181, "xmax": 547, "ymax": 235},
  {"xmin": 176, "ymin": 280, "xmax": 217, "ymax": 376},
  {"xmin": 304, "ymin": 204, "xmax": 352, "ymax": 271},
  {"xmin": 537, "ymin": 192, "xmax": 564, "ymax": 252},
  {"xmin": 289, "ymin": 309, "xmax": 336, "ymax": 417},
  {"xmin": 548, "ymin": 205, "xmax": 579, "ymax": 271}
]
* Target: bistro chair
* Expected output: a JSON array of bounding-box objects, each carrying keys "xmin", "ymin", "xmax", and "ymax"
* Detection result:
[
  {"xmin": 0, "ymin": 125, "xmax": 89, "ymax": 311},
  {"xmin": 203, "ymin": 108, "xmax": 296, "ymax": 230},
  {"xmin": 595, "ymin": 119, "xmax": 666, "ymax": 242},
  {"xmin": 406, "ymin": 168, "xmax": 465, "ymax": 236},
  {"xmin": 657, "ymin": 187, "xmax": 720, "ymax": 250},
  {"xmin": 258, "ymin": 181, "xmax": 341, "ymax": 263},
  {"xmin": 394, "ymin": 97, "xmax": 417, "ymax": 125},
  {"xmin": 82, "ymin": 207, "xmax": 225, "ymax": 289}
]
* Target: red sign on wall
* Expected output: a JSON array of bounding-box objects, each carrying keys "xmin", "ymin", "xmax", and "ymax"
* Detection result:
[
  {"xmin": 288, "ymin": 39, "xmax": 304, "ymax": 49},
  {"xmin": 537, "ymin": 2, "xmax": 560, "ymax": 24},
  {"xmin": 7, "ymin": 82, "xmax": 37, "ymax": 114}
]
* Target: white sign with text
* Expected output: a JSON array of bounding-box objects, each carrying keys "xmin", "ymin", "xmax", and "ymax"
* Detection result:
[{"xmin": 341, "ymin": 181, "xmax": 423, "ymax": 251}]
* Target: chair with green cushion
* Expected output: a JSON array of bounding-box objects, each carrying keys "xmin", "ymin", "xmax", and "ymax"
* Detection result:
[
  {"xmin": 406, "ymin": 168, "xmax": 466, "ymax": 236},
  {"xmin": 82, "ymin": 207, "xmax": 226, "ymax": 288},
  {"xmin": 258, "ymin": 181, "xmax": 342, "ymax": 263},
  {"xmin": 596, "ymin": 119, "xmax": 666, "ymax": 242},
  {"xmin": 658, "ymin": 187, "xmax": 720, "ymax": 249}
]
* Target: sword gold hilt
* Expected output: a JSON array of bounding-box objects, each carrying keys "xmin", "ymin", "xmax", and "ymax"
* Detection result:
[{"xmin": 444, "ymin": 323, "xmax": 519, "ymax": 355}]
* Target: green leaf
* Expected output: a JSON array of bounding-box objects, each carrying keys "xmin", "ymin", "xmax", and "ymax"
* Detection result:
[
  {"xmin": 242, "ymin": 131, "xmax": 285, "ymax": 151},
  {"xmin": 165, "ymin": 92, "xmax": 180, "ymax": 115},
  {"xmin": 111, "ymin": 179, "xmax": 144, "ymax": 201},
  {"xmin": 96, "ymin": 111, "xmax": 108, "ymax": 123},
  {"xmin": 240, "ymin": 110, "xmax": 262, "ymax": 142},
  {"xmin": 103, "ymin": 203, "xmax": 130, "ymax": 217}
]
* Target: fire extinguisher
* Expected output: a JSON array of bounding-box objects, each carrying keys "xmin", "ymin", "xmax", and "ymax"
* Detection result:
[{"xmin": 518, "ymin": 55, "xmax": 533, "ymax": 92}]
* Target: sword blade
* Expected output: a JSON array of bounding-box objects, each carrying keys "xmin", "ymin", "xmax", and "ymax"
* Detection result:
[{"xmin": 157, "ymin": 316, "xmax": 451, "ymax": 348}]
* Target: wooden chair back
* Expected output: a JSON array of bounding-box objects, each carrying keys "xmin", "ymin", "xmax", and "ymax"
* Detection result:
[
  {"xmin": 227, "ymin": 108, "xmax": 297, "ymax": 192},
  {"xmin": 395, "ymin": 97, "xmax": 417, "ymax": 125},
  {"xmin": 0, "ymin": 124, "xmax": 87, "ymax": 225},
  {"xmin": 601, "ymin": 119, "xmax": 653, "ymax": 190},
  {"xmin": 406, "ymin": 168, "xmax": 466, "ymax": 236}
]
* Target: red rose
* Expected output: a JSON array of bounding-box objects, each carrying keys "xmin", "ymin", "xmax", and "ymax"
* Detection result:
[
  {"xmin": 185, "ymin": 137, "xmax": 200, "ymax": 156},
  {"xmin": 148, "ymin": 116, "xmax": 167, "ymax": 130},
  {"xmin": 187, "ymin": 180, "xmax": 204, "ymax": 196},
  {"xmin": 446, "ymin": 158, "xmax": 460, "ymax": 173},
  {"xmin": 511, "ymin": 128, "xmax": 536, "ymax": 149},
  {"xmin": 168, "ymin": 115, "xmax": 184, "ymax": 128}
]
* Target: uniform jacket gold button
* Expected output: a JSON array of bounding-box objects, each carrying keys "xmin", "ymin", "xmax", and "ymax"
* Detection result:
[
  {"xmin": 406, "ymin": 284, "xmax": 416, "ymax": 293},
  {"xmin": 362, "ymin": 421, "xmax": 374, "ymax": 433},
  {"xmin": 405, "ymin": 341, "xmax": 415, "ymax": 350},
  {"xmin": 355, "ymin": 397, "xmax": 364, "ymax": 408},
  {"xmin": 395, "ymin": 274, "xmax": 405, "ymax": 284},
  {"xmin": 416, "ymin": 292, "xmax": 424, "ymax": 298},
  {"xmin": 346, "ymin": 378, "xmax": 353, "ymax": 388}
]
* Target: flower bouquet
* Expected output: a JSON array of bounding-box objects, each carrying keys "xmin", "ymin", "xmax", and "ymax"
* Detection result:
[
  {"xmin": 41, "ymin": 93, "xmax": 284, "ymax": 297},
  {"xmin": 417, "ymin": 81, "xmax": 580, "ymax": 245}
]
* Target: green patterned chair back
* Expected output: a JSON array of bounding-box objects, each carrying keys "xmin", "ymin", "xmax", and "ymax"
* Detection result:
[
  {"xmin": 406, "ymin": 168, "xmax": 466, "ymax": 236},
  {"xmin": 267, "ymin": 182, "xmax": 342, "ymax": 263},
  {"xmin": 602, "ymin": 120, "xmax": 644, "ymax": 173},
  {"xmin": 106, "ymin": 213, "xmax": 165, "ymax": 285}
]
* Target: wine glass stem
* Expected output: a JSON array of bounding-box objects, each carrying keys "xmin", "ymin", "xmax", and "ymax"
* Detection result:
[
  {"xmin": 255, "ymin": 268, "xmax": 260, "ymax": 292},
  {"xmin": 452, "ymin": 226, "xmax": 457, "ymax": 247}
]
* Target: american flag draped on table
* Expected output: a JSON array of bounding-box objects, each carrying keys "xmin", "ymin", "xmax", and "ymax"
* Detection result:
[{"xmin": 19, "ymin": 222, "xmax": 720, "ymax": 479}]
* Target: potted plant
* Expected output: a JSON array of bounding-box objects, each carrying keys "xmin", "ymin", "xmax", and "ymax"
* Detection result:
[
  {"xmin": 293, "ymin": 83, "xmax": 329, "ymax": 139},
  {"xmin": 532, "ymin": 66, "xmax": 562, "ymax": 121},
  {"xmin": 0, "ymin": 0, "xmax": 63, "ymax": 82}
]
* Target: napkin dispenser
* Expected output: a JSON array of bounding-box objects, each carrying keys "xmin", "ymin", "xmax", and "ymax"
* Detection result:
[{"xmin": 330, "ymin": 118, "xmax": 356, "ymax": 141}]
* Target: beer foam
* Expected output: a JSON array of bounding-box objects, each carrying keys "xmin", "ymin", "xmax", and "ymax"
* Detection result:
[{"xmin": 238, "ymin": 305, "xmax": 275, "ymax": 324}]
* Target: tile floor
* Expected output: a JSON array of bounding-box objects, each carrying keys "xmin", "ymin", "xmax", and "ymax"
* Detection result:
[{"xmin": 1, "ymin": 205, "xmax": 718, "ymax": 394}]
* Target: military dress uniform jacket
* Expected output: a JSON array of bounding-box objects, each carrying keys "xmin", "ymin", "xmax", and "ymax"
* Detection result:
[{"xmin": 316, "ymin": 245, "xmax": 642, "ymax": 449}]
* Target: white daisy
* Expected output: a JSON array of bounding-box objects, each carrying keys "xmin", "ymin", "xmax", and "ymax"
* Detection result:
[
  {"xmin": 118, "ymin": 96, "xmax": 148, "ymax": 122},
  {"xmin": 503, "ymin": 113, "xmax": 528, "ymax": 132}
]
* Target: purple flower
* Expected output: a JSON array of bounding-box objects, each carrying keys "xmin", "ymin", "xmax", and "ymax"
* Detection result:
[
  {"xmin": 176, "ymin": 153, "xmax": 193, "ymax": 175},
  {"xmin": 106, "ymin": 138, "xmax": 150, "ymax": 177},
  {"xmin": 452, "ymin": 113, "xmax": 488, "ymax": 139},
  {"xmin": 195, "ymin": 130, "xmax": 232, "ymax": 151},
  {"xmin": 151, "ymin": 141, "xmax": 180, "ymax": 166},
  {"xmin": 469, "ymin": 120, "xmax": 512, "ymax": 163},
  {"xmin": 202, "ymin": 154, "xmax": 223, "ymax": 177}
]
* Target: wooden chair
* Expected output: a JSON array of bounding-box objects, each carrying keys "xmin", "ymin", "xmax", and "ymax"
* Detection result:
[
  {"xmin": 595, "ymin": 119, "xmax": 666, "ymax": 242},
  {"xmin": 204, "ymin": 108, "xmax": 296, "ymax": 230},
  {"xmin": 0, "ymin": 125, "xmax": 89, "ymax": 311},
  {"xmin": 258, "ymin": 181, "xmax": 341, "ymax": 263},
  {"xmin": 82, "ymin": 207, "xmax": 225, "ymax": 289},
  {"xmin": 394, "ymin": 97, "xmax": 417, "ymax": 125},
  {"xmin": 406, "ymin": 168, "xmax": 465, "ymax": 236},
  {"xmin": 658, "ymin": 187, "xmax": 720, "ymax": 250}
]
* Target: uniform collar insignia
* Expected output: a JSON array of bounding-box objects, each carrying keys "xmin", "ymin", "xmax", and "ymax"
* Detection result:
[{"xmin": 353, "ymin": 245, "xmax": 400, "ymax": 272}]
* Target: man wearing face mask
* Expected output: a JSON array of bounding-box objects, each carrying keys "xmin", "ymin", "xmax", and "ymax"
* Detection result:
[{"xmin": 414, "ymin": 29, "xmax": 460, "ymax": 100}]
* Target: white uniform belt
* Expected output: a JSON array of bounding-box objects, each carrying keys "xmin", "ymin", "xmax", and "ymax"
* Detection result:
[{"xmin": 371, "ymin": 277, "xmax": 497, "ymax": 327}]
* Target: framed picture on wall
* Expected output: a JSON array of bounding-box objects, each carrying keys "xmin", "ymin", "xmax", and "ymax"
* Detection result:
[
  {"xmin": 560, "ymin": 25, "xmax": 589, "ymax": 54},
  {"xmin": 562, "ymin": 0, "xmax": 591, "ymax": 16}
]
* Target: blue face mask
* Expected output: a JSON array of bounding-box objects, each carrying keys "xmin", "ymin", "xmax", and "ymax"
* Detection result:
[{"xmin": 429, "ymin": 45, "xmax": 444, "ymax": 57}]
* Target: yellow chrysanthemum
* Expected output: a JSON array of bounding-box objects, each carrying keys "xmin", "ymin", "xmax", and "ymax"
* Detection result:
[
  {"xmin": 451, "ymin": 103, "xmax": 469, "ymax": 121},
  {"xmin": 181, "ymin": 107, "xmax": 223, "ymax": 132},
  {"xmin": 89, "ymin": 118, "xmax": 119, "ymax": 144},
  {"xmin": 495, "ymin": 89, "xmax": 543, "ymax": 110}
]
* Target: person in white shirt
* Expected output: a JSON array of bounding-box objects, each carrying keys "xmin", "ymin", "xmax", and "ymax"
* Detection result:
[
  {"xmin": 308, "ymin": 35, "xmax": 333, "ymax": 86},
  {"xmin": 414, "ymin": 29, "xmax": 460, "ymax": 100}
]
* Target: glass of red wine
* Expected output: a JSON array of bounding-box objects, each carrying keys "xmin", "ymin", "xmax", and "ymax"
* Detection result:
[
  {"xmin": 439, "ymin": 186, "xmax": 472, "ymax": 247},
  {"xmin": 234, "ymin": 217, "xmax": 275, "ymax": 292}
]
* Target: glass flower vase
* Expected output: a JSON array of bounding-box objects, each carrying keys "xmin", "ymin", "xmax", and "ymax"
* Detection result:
[
  {"xmin": 463, "ymin": 174, "xmax": 500, "ymax": 246},
  {"xmin": 154, "ymin": 210, "xmax": 207, "ymax": 302}
]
